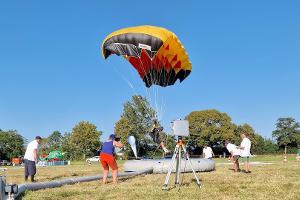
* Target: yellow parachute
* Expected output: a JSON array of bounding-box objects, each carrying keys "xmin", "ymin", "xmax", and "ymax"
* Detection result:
[{"xmin": 102, "ymin": 25, "xmax": 192, "ymax": 87}]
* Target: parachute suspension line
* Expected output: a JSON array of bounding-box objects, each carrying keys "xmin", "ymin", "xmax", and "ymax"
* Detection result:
[
  {"xmin": 159, "ymin": 94, "xmax": 166, "ymax": 122},
  {"xmin": 111, "ymin": 64, "xmax": 139, "ymax": 95},
  {"xmin": 154, "ymin": 61, "xmax": 164, "ymax": 122},
  {"xmin": 139, "ymin": 55, "xmax": 160, "ymax": 121},
  {"xmin": 111, "ymin": 64, "xmax": 154, "ymax": 121},
  {"xmin": 155, "ymin": 72, "xmax": 162, "ymax": 121},
  {"xmin": 126, "ymin": 59, "xmax": 155, "ymax": 120},
  {"xmin": 149, "ymin": 61, "xmax": 158, "ymax": 120},
  {"xmin": 158, "ymin": 63, "xmax": 167, "ymax": 120},
  {"xmin": 136, "ymin": 56, "xmax": 157, "ymax": 120},
  {"xmin": 152, "ymin": 56, "xmax": 162, "ymax": 122},
  {"xmin": 156, "ymin": 65, "xmax": 168, "ymax": 148}
]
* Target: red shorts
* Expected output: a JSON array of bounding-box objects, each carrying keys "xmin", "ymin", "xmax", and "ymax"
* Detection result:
[{"xmin": 100, "ymin": 153, "xmax": 118, "ymax": 170}]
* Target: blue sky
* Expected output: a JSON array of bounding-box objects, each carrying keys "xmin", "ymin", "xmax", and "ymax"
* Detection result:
[{"xmin": 0, "ymin": 1, "xmax": 299, "ymax": 141}]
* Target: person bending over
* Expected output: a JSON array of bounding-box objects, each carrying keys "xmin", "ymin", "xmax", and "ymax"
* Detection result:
[
  {"xmin": 225, "ymin": 140, "xmax": 241, "ymax": 172},
  {"xmin": 100, "ymin": 134, "xmax": 123, "ymax": 184}
]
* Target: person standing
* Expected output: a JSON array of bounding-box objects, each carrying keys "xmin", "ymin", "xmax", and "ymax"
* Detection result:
[
  {"xmin": 239, "ymin": 133, "xmax": 252, "ymax": 173},
  {"xmin": 203, "ymin": 144, "xmax": 214, "ymax": 159},
  {"xmin": 100, "ymin": 134, "xmax": 123, "ymax": 184},
  {"xmin": 225, "ymin": 140, "xmax": 241, "ymax": 172},
  {"xmin": 24, "ymin": 136, "xmax": 42, "ymax": 182}
]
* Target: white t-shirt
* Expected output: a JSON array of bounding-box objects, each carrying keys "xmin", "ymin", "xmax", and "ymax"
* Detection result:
[
  {"xmin": 226, "ymin": 143, "xmax": 241, "ymax": 156},
  {"xmin": 24, "ymin": 140, "xmax": 39, "ymax": 161},
  {"xmin": 203, "ymin": 147, "xmax": 213, "ymax": 158},
  {"xmin": 240, "ymin": 137, "xmax": 251, "ymax": 157}
]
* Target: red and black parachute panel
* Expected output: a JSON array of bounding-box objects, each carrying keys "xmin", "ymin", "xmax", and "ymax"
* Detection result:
[{"xmin": 102, "ymin": 25, "xmax": 192, "ymax": 88}]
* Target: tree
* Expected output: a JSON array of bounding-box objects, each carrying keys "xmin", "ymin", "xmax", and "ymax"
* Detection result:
[
  {"xmin": 0, "ymin": 130, "xmax": 25, "ymax": 160},
  {"xmin": 272, "ymin": 117, "xmax": 300, "ymax": 155},
  {"xmin": 185, "ymin": 110, "xmax": 271, "ymax": 155},
  {"xmin": 69, "ymin": 121, "xmax": 102, "ymax": 160},
  {"xmin": 185, "ymin": 109, "xmax": 237, "ymax": 152},
  {"xmin": 47, "ymin": 131, "xmax": 63, "ymax": 151},
  {"xmin": 114, "ymin": 95, "xmax": 170, "ymax": 157},
  {"xmin": 61, "ymin": 132, "xmax": 74, "ymax": 160},
  {"xmin": 263, "ymin": 139, "xmax": 279, "ymax": 154}
]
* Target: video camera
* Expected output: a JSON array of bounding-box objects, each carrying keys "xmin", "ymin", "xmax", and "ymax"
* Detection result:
[{"xmin": 171, "ymin": 119, "xmax": 189, "ymax": 137}]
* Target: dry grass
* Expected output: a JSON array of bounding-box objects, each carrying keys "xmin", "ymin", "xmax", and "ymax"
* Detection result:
[
  {"xmin": 4, "ymin": 155, "xmax": 300, "ymax": 200},
  {"xmin": 6, "ymin": 161, "xmax": 113, "ymax": 184}
]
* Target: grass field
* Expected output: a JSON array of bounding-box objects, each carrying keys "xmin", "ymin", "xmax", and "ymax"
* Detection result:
[{"xmin": 4, "ymin": 155, "xmax": 300, "ymax": 200}]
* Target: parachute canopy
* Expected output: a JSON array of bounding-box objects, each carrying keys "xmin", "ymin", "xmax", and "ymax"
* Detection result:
[{"xmin": 102, "ymin": 25, "xmax": 192, "ymax": 87}]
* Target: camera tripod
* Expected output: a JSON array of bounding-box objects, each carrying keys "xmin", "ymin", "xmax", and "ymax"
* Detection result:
[{"xmin": 162, "ymin": 137, "xmax": 201, "ymax": 190}]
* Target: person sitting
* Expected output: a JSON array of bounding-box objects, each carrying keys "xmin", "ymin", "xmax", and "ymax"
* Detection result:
[{"xmin": 100, "ymin": 134, "xmax": 123, "ymax": 184}]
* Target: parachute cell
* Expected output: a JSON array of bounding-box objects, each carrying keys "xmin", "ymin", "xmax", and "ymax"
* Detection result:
[{"xmin": 102, "ymin": 25, "xmax": 192, "ymax": 87}]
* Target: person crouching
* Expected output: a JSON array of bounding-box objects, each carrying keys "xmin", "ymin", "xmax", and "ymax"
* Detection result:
[{"xmin": 100, "ymin": 134, "xmax": 123, "ymax": 184}]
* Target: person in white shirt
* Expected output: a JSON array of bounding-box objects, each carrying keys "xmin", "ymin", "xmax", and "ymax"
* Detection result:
[
  {"xmin": 225, "ymin": 140, "xmax": 241, "ymax": 172},
  {"xmin": 203, "ymin": 144, "xmax": 214, "ymax": 159},
  {"xmin": 24, "ymin": 136, "xmax": 42, "ymax": 182},
  {"xmin": 239, "ymin": 133, "xmax": 251, "ymax": 173}
]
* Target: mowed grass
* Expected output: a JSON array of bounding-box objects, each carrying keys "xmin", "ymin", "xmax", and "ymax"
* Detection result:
[{"xmin": 5, "ymin": 155, "xmax": 300, "ymax": 200}]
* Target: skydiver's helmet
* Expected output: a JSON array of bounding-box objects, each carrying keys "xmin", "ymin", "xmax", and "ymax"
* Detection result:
[
  {"xmin": 153, "ymin": 126, "xmax": 163, "ymax": 134},
  {"xmin": 157, "ymin": 127, "xmax": 163, "ymax": 132}
]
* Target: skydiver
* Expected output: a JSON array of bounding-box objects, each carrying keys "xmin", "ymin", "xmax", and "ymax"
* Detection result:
[{"xmin": 149, "ymin": 120, "xmax": 170, "ymax": 153}]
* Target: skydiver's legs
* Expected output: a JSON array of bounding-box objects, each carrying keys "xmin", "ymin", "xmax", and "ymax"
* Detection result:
[{"xmin": 160, "ymin": 142, "xmax": 170, "ymax": 153}]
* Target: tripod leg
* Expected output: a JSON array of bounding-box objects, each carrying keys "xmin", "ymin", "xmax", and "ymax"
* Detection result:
[
  {"xmin": 162, "ymin": 146, "xmax": 179, "ymax": 190},
  {"xmin": 175, "ymin": 146, "xmax": 181, "ymax": 187},
  {"xmin": 182, "ymin": 145, "xmax": 201, "ymax": 188}
]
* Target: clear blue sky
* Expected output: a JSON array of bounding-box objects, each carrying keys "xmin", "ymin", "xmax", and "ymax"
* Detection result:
[{"xmin": 1, "ymin": 1, "xmax": 299, "ymax": 141}]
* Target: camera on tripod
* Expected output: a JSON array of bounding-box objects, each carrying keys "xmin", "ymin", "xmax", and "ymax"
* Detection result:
[
  {"xmin": 171, "ymin": 119, "xmax": 189, "ymax": 137},
  {"xmin": 162, "ymin": 119, "xmax": 201, "ymax": 190}
]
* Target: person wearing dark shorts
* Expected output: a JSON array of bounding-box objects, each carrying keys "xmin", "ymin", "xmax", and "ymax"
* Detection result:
[
  {"xmin": 100, "ymin": 134, "xmax": 123, "ymax": 184},
  {"xmin": 233, "ymin": 155, "xmax": 241, "ymax": 162},
  {"xmin": 24, "ymin": 136, "xmax": 42, "ymax": 182},
  {"xmin": 24, "ymin": 159, "xmax": 36, "ymax": 179}
]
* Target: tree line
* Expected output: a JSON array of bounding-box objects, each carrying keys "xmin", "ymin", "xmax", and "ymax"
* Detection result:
[
  {"xmin": 1, "ymin": 95, "xmax": 300, "ymax": 160},
  {"xmin": 0, "ymin": 121, "xmax": 102, "ymax": 161}
]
